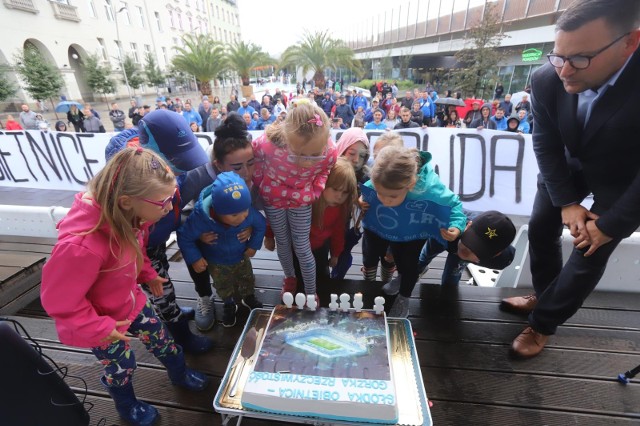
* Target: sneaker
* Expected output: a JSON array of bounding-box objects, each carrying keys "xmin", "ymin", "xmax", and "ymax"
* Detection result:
[
  {"xmin": 195, "ymin": 296, "xmax": 215, "ymax": 331},
  {"xmin": 222, "ymin": 303, "xmax": 237, "ymax": 328},
  {"xmin": 241, "ymin": 294, "xmax": 263, "ymax": 310},
  {"xmin": 382, "ymin": 276, "xmax": 401, "ymax": 296},
  {"xmin": 389, "ymin": 295, "xmax": 410, "ymax": 318}
]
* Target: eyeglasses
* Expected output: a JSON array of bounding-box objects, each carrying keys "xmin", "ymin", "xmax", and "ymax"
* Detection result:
[
  {"xmin": 139, "ymin": 188, "xmax": 177, "ymax": 210},
  {"xmin": 287, "ymin": 147, "xmax": 327, "ymax": 163},
  {"xmin": 547, "ymin": 32, "xmax": 629, "ymax": 70}
]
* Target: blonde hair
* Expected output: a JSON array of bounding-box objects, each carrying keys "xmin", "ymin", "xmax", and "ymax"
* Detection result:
[
  {"xmin": 370, "ymin": 146, "xmax": 419, "ymax": 190},
  {"xmin": 373, "ymin": 133, "xmax": 404, "ymax": 158},
  {"xmin": 266, "ymin": 102, "xmax": 329, "ymax": 148},
  {"xmin": 87, "ymin": 147, "xmax": 175, "ymax": 270},
  {"xmin": 312, "ymin": 157, "xmax": 358, "ymax": 228}
]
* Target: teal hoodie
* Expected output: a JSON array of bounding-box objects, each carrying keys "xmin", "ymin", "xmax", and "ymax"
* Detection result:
[{"xmin": 365, "ymin": 151, "xmax": 467, "ymax": 234}]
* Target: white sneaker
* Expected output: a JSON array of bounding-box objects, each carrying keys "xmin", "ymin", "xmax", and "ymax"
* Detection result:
[
  {"xmin": 381, "ymin": 276, "xmax": 401, "ymax": 296},
  {"xmin": 195, "ymin": 296, "xmax": 215, "ymax": 331}
]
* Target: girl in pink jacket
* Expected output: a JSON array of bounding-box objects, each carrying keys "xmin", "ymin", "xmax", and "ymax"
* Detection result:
[
  {"xmin": 41, "ymin": 147, "xmax": 208, "ymax": 426},
  {"xmin": 252, "ymin": 101, "xmax": 337, "ymax": 297}
]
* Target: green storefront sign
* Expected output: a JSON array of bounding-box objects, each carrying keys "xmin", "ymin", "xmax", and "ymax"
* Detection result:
[{"xmin": 522, "ymin": 48, "xmax": 543, "ymax": 62}]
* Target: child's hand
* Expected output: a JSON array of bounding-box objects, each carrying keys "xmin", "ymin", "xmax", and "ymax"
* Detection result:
[
  {"xmin": 440, "ymin": 227, "xmax": 461, "ymax": 242},
  {"xmin": 101, "ymin": 320, "xmax": 132, "ymax": 343},
  {"xmin": 264, "ymin": 236, "xmax": 275, "ymax": 251},
  {"xmin": 237, "ymin": 226, "xmax": 253, "ymax": 243},
  {"xmin": 384, "ymin": 252, "xmax": 395, "ymax": 263},
  {"xmin": 358, "ymin": 196, "xmax": 370, "ymax": 213},
  {"xmin": 329, "ymin": 256, "xmax": 338, "ymax": 268},
  {"xmin": 199, "ymin": 232, "xmax": 218, "ymax": 245},
  {"xmin": 145, "ymin": 275, "xmax": 168, "ymax": 297},
  {"xmin": 245, "ymin": 248, "xmax": 257, "ymax": 258},
  {"xmin": 192, "ymin": 258, "xmax": 208, "ymax": 273}
]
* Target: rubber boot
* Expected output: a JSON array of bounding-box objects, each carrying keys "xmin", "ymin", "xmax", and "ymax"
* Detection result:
[
  {"xmin": 165, "ymin": 318, "xmax": 213, "ymax": 354},
  {"xmin": 380, "ymin": 263, "xmax": 397, "ymax": 284},
  {"xmin": 101, "ymin": 377, "xmax": 159, "ymax": 426},
  {"xmin": 361, "ymin": 266, "xmax": 377, "ymax": 281},
  {"xmin": 160, "ymin": 349, "xmax": 209, "ymax": 391}
]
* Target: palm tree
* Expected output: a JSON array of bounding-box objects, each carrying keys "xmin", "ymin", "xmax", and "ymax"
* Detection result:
[
  {"xmin": 172, "ymin": 34, "xmax": 226, "ymax": 96},
  {"xmin": 280, "ymin": 31, "xmax": 360, "ymax": 89},
  {"xmin": 226, "ymin": 41, "xmax": 273, "ymax": 90}
]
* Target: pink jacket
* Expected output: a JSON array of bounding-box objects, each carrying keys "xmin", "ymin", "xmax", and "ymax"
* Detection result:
[
  {"xmin": 41, "ymin": 193, "xmax": 157, "ymax": 348},
  {"xmin": 252, "ymin": 133, "xmax": 337, "ymax": 209}
]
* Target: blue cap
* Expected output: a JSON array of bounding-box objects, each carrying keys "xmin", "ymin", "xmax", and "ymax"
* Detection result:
[
  {"xmin": 210, "ymin": 172, "xmax": 251, "ymax": 215},
  {"xmin": 138, "ymin": 109, "xmax": 208, "ymax": 174}
]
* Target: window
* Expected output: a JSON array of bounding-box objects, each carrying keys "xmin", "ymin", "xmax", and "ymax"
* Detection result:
[
  {"xmin": 136, "ymin": 6, "xmax": 145, "ymax": 27},
  {"xmin": 162, "ymin": 47, "xmax": 168, "ymax": 66},
  {"xmin": 144, "ymin": 44, "xmax": 151, "ymax": 55},
  {"xmin": 119, "ymin": 2, "xmax": 131, "ymax": 25},
  {"xmin": 87, "ymin": 0, "xmax": 96, "ymax": 18},
  {"xmin": 177, "ymin": 12, "xmax": 183, "ymax": 30},
  {"xmin": 104, "ymin": 0, "xmax": 114, "ymax": 21},
  {"xmin": 97, "ymin": 38, "xmax": 108, "ymax": 61},
  {"xmin": 215, "ymin": 6, "xmax": 219, "ymax": 18},
  {"xmin": 114, "ymin": 40, "xmax": 123, "ymax": 60},
  {"xmin": 130, "ymin": 43, "xmax": 139, "ymax": 62},
  {"xmin": 189, "ymin": 16, "xmax": 193, "ymax": 32},
  {"xmin": 154, "ymin": 11, "xmax": 162, "ymax": 31},
  {"xmin": 224, "ymin": 29, "xmax": 227, "ymax": 42},
  {"xmin": 169, "ymin": 9, "xmax": 176, "ymax": 28}
]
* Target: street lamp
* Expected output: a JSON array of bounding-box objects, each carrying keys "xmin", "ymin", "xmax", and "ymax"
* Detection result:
[{"xmin": 112, "ymin": 2, "xmax": 132, "ymax": 99}]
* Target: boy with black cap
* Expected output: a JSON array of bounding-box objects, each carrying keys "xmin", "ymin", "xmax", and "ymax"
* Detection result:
[
  {"xmin": 383, "ymin": 210, "xmax": 516, "ymax": 293},
  {"xmin": 178, "ymin": 172, "xmax": 266, "ymax": 327}
]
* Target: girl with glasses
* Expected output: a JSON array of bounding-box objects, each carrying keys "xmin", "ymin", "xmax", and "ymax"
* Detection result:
[
  {"xmin": 252, "ymin": 101, "xmax": 337, "ymax": 299},
  {"xmin": 41, "ymin": 148, "xmax": 209, "ymax": 426}
]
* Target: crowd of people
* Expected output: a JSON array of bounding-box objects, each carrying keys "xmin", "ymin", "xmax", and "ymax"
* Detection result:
[{"xmin": 24, "ymin": 0, "xmax": 640, "ymax": 424}]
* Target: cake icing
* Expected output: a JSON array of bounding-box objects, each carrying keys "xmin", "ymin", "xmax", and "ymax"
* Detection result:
[{"xmin": 241, "ymin": 305, "xmax": 398, "ymax": 424}]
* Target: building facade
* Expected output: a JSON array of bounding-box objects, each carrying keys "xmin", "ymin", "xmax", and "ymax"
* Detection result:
[
  {"xmin": 0, "ymin": 0, "xmax": 241, "ymax": 104},
  {"xmin": 340, "ymin": 0, "xmax": 573, "ymax": 97}
]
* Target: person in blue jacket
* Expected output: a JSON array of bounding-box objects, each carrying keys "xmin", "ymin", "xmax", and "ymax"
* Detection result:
[{"xmin": 178, "ymin": 172, "xmax": 266, "ymax": 328}]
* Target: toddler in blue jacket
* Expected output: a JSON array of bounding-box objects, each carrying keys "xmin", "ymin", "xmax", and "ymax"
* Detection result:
[{"xmin": 178, "ymin": 171, "xmax": 266, "ymax": 327}]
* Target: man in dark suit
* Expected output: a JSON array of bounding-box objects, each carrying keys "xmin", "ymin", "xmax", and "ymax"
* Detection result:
[{"xmin": 501, "ymin": 0, "xmax": 640, "ymax": 358}]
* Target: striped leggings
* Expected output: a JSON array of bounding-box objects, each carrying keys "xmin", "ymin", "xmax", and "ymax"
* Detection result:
[{"xmin": 264, "ymin": 205, "xmax": 316, "ymax": 294}]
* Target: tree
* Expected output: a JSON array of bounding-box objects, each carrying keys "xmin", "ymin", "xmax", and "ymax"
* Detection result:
[
  {"xmin": 83, "ymin": 54, "xmax": 115, "ymax": 107},
  {"xmin": 13, "ymin": 45, "xmax": 64, "ymax": 110},
  {"xmin": 451, "ymin": 2, "xmax": 509, "ymax": 97},
  {"xmin": 0, "ymin": 65, "xmax": 16, "ymax": 102},
  {"xmin": 172, "ymin": 34, "xmax": 226, "ymax": 96},
  {"xmin": 122, "ymin": 54, "xmax": 145, "ymax": 93},
  {"xmin": 397, "ymin": 49, "xmax": 414, "ymax": 81},
  {"xmin": 280, "ymin": 31, "xmax": 360, "ymax": 89},
  {"xmin": 380, "ymin": 51, "xmax": 393, "ymax": 80},
  {"xmin": 226, "ymin": 41, "xmax": 272, "ymax": 87},
  {"xmin": 144, "ymin": 53, "xmax": 165, "ymax": 89}
]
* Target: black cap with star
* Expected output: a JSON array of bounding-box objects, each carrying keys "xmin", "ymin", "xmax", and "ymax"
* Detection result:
[{"xmin": 460, "ymin": 210, "xmax": 516, "ymax": 262}]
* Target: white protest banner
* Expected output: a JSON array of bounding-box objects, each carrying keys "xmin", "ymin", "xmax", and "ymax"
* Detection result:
[{"xmin": 0, "ymin": 128, "xmax": 537, "ymax": 215}]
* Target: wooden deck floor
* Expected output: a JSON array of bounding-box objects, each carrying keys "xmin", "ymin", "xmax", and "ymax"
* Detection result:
[{"xmin": 1, "ymin": 188, "xmax": 640, "ymax": 425}]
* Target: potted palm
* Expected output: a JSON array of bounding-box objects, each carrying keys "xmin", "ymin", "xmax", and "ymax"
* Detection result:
[
  {"xmin": 172, "ymin": 34, "xmax": 226, "ymax": 96},
  {"xmin": 226, "ymin": 41, "xmax": 273, "ymax": 98}
]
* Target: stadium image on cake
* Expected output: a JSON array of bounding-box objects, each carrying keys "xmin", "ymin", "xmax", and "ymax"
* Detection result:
[{"xmin": 241, "ymin": 305, "xmax": 398, "ymax": 424}]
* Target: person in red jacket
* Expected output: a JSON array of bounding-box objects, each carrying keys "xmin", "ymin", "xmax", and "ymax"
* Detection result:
[
  {"xmin": 294, "ymin": 157, "xmax": 359, "ymax": 280},
  {"xmin": 4, "ymin": 115, "xmax": 22, "ymax": 130}
]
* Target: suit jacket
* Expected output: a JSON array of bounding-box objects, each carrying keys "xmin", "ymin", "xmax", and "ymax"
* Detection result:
[{"xmin": 531, "ymin": 48, "xmax": 640, "ymax": 239}]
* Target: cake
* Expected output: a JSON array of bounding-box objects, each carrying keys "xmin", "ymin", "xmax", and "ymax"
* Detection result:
[{"xmin": 241, "ymin": 304, "xmax": 398, "ymax": 424}]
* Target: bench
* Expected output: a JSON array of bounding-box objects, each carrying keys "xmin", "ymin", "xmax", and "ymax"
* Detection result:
[{"xmin": 495, "ymin": 225, "xmax": 640, "ymax": 292}]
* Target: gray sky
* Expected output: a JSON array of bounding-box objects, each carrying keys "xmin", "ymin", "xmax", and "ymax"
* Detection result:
[
  {"xmin": 237, "ymin": 0, "xmax": 383, "ymax": 56},
  {"xmin": 237, "ymin": 0, "xmax": 490, "ymax": 56}
]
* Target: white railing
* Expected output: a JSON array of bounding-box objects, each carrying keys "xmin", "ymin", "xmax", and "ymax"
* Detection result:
[
  {"xmin": 0, "ymin": 205, "xmax": 69, "ymax": 239},
  {"xmin": 3, "ymin": 0, "xmax": 38, "ymax": 13},
  {"xmin": 50, "ymin": 1, "xmax": 80, "ymax": 22}
]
